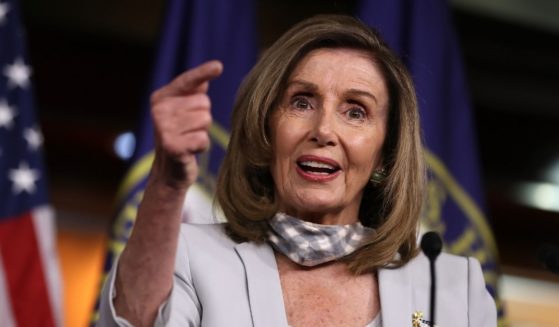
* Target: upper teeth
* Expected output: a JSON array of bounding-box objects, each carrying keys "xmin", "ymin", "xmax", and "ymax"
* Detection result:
[{"xmin": 300, "ymin": 161, "xmax": 336, "ymax": 170}]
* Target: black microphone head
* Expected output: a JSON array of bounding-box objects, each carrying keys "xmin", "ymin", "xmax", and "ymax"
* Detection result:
[
  {"xmin": 421, "ymin": 231, "xmax": 443, "ymax": 261},
  {"xmin": 538, "ymin": 244, "xmax": 559, "ymax": 274}
]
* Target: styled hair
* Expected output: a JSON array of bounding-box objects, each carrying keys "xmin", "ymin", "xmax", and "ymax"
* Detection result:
[{"xmin": 216, "ymin": 14, "xmax": 425, "ymax": 273}]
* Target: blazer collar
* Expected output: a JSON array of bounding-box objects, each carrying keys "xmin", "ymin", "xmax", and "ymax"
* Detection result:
[
  {"xmin": 235, "ymin": 241, "xmax": 416, "ymax": 327},
  {"xmin": 235, "ymin": 241, "xmax": 289, "ymax": 327},
  {"xmin": 378, "ymin": 264, "xmax": 413, "ymax": 327}
]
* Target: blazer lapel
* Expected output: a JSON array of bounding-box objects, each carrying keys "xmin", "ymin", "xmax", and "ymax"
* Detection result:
[
  {"xmin": 235, "ymin": 242, "xmax": 288, "ymax": 327},
  {"xmin": 378, "ymin": 265, "xmax": 413, "ymax": 327}
]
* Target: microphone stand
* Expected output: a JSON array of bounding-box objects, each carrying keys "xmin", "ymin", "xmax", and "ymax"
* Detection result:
[
  {"xmin": 421, "ymin": 232, "xmax": 443, "ymax": 327},
  {"xmin": 428, "ymin": 258, "xmax": 436, "ymax": 327}
]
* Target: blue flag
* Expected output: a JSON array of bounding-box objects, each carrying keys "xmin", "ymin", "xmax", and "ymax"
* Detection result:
[
  {"xmin": 91, "ymin": 0, "xmax": 257, "ymax": 324},
  {"xmin": 357, "ymin": 0, "xmax": 504, "ymax": 322},
  {"xmin": 0, "ymin": 0, "xmax": 62, "ymax": 325}
]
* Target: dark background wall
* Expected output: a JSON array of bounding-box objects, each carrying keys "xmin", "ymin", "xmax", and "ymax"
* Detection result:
[{"xmin": 19, "ymin": 0, "xmax": 559, "ymax": 282}]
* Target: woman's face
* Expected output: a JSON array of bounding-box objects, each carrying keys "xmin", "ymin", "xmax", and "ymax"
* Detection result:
[{"xmin": 270, "ymin": 48, "xmax": 389, "ymax": 224}]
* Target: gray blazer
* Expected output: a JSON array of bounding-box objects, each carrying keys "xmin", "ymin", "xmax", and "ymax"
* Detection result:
[{"xmin": 98, "ymin": 223, "xmax": 497, "ymax": 327}]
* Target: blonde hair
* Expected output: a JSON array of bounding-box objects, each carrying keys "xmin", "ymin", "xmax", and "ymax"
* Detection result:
[{"xmin": 216, "ymin": 14, "xmax": 425, "ymax": 273}]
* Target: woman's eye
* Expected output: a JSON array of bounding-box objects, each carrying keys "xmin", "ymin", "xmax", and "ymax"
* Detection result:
[
  {"xmin": 291, "ymin": 97, "xmax": 312, "ymax": 110},
  {"xmin": 347, "ymin": 107, "xmax": 366, "ymax": 120}
]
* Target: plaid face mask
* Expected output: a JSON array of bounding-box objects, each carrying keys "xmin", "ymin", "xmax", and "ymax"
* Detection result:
[{"xmin": 268, "ymin": 212, "xmax": 374, "ymax": 266}]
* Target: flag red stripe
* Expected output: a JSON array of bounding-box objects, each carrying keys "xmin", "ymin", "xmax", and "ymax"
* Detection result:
[{"xmin": 0, "ymin": 212, "xmax": 55, "ymax": 327}]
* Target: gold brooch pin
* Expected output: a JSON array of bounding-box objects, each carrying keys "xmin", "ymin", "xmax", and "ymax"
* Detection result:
[
  {"xmin": 412, "ymin": 310, "xmax": 439, "ymax": 327},
  {"xmin": 412, "ymin": 311, "xmax": 423, "ymax": 327}
]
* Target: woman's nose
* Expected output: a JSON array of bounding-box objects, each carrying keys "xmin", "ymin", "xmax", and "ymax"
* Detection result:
[{"xmin": 310, "ymin": 107, "xmax": 337, "ymax": 146}]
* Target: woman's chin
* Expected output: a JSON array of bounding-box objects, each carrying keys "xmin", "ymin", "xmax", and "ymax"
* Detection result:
[
  {"xmin": 291, "ymin": 193, "xmax": 338, "ymax": 209},
  {"xmin": 282, "ymin": 196, "xmax": 348, "ymax": 221}
]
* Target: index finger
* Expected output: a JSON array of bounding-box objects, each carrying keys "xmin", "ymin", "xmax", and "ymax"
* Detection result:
[{"xmin": 153, "ymin": 60, "xmax": 223, "ymax": 101}]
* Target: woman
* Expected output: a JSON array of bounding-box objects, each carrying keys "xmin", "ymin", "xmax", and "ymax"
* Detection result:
[{"xmin": 98, "ymin": 15, "xmax": 496, "ymax": 327}]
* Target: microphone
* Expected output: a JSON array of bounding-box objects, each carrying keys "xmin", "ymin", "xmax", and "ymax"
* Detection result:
[
  {"xmin": 538, "ymin": 244, "xmax": 559, "ymax": 274},
  {"xmin": 421, "ymin": 231, "xmax": 443, "ymax": 327}
]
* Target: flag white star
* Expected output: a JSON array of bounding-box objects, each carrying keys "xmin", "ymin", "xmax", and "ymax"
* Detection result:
[
  {"xmin": 3, "ymin": 58, "xmax": 32, "ymax": 89},
  {"xmin": 0, "ymin": 99, "xmax": 16, "ymax": 129},
  {"xmin": 8, "ymin": 162, "xmax": 40, "ymax": 194},
  {"xmin": 23, "ymin": 126, "xmax": 43, "ymax": 150},
  {"xmin": 0, "ymin": 1, "xmax": 9, "ymax": 25}
]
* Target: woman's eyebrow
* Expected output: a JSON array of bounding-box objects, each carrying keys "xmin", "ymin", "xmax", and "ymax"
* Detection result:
[
  {"xmin": 286, "ymin": 79, "xmax": 318, "ymax": 92},
  {"xmin": 345, "ymin": 88, "xmax": 378, "ymax": 104},
  {"xmin": 288, "ymin": 80, "xmax": 378, "ymax": 104}
]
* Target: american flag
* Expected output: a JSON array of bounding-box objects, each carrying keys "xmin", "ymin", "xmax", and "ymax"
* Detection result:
[{"xmin": 0, "ymin": 0, "xmax": 63, "ymax": 326}]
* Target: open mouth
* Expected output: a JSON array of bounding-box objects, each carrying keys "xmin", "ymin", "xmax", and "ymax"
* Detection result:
[{"xmin": 297, "ymin": 160, "xmax": 341, "ymax": 175}]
